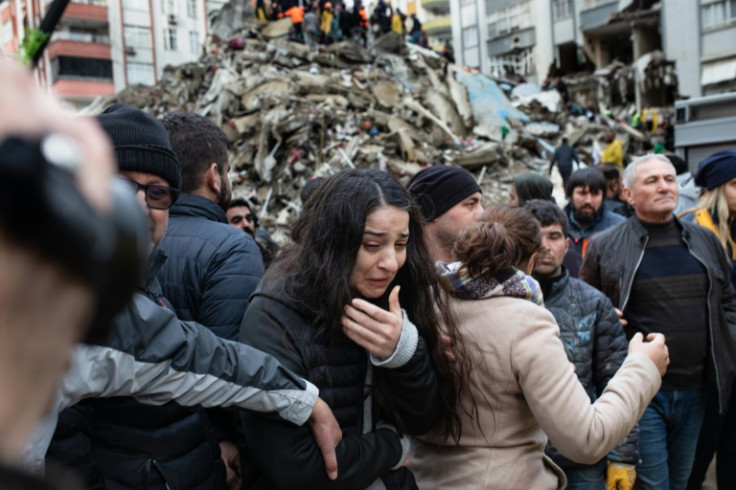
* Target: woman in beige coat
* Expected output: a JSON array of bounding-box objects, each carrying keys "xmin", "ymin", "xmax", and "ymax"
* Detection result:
[{"xmin": 410, "ymin": 205, "xmax": 669, "ymax": 490}]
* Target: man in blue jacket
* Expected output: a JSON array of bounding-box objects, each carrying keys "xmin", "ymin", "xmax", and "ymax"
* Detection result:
[
  {"xmin": 564, "ymin": 167, "xmax": 625, "ymax": 275},
  {"xmin": 158, "ymin": 112, "xmax": 265, "ymax": 487},
  {"xmin": 158, "ymin": 112, "xmax": 263, "ymax": 341}
]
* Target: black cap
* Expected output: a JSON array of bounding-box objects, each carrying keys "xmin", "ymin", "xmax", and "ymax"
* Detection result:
[
  {"xmin": 407, "ymin": 165, "xmax": 481, "ymax": 221},
  {"xmin": 96, "ymin": 104, "xmax": 181, "ymax": 189}
]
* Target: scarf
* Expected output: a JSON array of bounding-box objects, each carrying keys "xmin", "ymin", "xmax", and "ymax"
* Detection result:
[{"xmin": 436, "ymin": 261, "xmax": 544, "ymax": 305}]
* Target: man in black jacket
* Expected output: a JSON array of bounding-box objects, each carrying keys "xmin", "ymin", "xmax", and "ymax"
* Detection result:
[
  {"xmin": 47, "ymin": 105, "xmax": 340, "ymax": 489},
  {"xmin": 580, "ymin": 154, "xmax": 736, "ymax": 490},
  {"xmin": 526, "ymin": 200, "xmax": 636, "ymax": 490}
]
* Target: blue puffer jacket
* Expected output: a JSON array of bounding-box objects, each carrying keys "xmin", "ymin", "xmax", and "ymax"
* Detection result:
[
  {"xmin": 157, "ymin": 194, "xmax": 264, "ymax": 341},
  {"xmin": 540, "ymin": 269, "xmax": 637, "ymax": 468}
]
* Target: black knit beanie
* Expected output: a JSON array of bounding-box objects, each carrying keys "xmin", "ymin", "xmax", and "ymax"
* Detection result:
[
  {"xmin": 96, "ymin": 104, "xmax": 181, "ymax": 189},
  {"xmin": 407, "ymin": 165, "xmax": 482, "ymax": 221}
]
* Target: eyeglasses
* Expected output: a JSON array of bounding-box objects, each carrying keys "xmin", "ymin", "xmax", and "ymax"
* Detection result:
[{"xmin": 118, "ymin": 177, "xmax": 179, "ymax": 210}]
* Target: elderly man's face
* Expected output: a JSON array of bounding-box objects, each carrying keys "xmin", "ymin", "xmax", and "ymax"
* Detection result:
[{"xmin": 622, "ymin": 159, "xmax": 678, "ymax": 223}]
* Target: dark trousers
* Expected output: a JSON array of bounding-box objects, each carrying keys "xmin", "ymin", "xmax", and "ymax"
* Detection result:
[{"xmin": 687, "ymin": 383, "xmax": 736, "ymax": 489}]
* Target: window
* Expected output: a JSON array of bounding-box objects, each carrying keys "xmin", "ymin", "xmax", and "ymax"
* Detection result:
[
  {"xmin": 189, "ymin": 30, "xmax": 199, "ymax": 53},
  {"xmin": 701, "ymin": 0, "xmax": 736, "ymax": 30},
  {"xmin": 462, "ymin": 26, "xmax": 478, "ymax": 48},
  {"xmin": 127, "ymin": 62, "xmax": 155, "ymax": 85},
  {"xmin": 552, "ymin": 0, "xmax": 573, "ymax": 20},
  {"xmin": 164, "ymin": 27, "xmax": 178, "ymax": 51},
  {"xmin": 187, "ymin": 0, "xmax": 197, "ymax": 18},
  {"xmin": 54, "ymin": 56, "xmax": 112, "ymax": 79},
  {"xmin": 161, "ymin": 0, "xmax": 174, "ymax": 14},
  {"xmin": 122, "ymin": 0, "xmax": 148, "ymax": 10},
  {"xmin": 124, "ymin": 25, "xmax": 151, "ymax": 48}
]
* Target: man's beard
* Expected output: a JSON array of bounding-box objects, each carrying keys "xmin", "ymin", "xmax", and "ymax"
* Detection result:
[
  {"xmin": 216, "ymin": 174, "xmax": 231, "ymax": 210},
  {"xmin": 572, "ymin": 205, "xmax": 601, "ymax": 227}
]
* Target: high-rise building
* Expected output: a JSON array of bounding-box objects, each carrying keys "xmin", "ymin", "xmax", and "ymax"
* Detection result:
[
  {"xmin": 450, "ymin": 0, "xmax": 736, "ymax": 97},
  {"xmin": 1, "ymin": 0, "xmax": 211, "ymax": 108}
]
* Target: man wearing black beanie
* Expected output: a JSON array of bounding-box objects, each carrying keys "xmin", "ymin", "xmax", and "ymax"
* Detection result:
[
  {"xmin": 407, "ymin": 165, "xmax": 483, "ymax": 262},
  {"xmin": 46, "ymin": 104, "xmax": 341, "ymax": 489}
]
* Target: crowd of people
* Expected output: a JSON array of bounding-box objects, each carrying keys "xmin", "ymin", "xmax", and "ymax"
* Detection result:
[
  {"xmin": 257, "ymin": 0, "xmax": 439, "ymax": 51},
  {"xmin": 2, "ymin": 54, "xmax": 736, "ymax": 490}
]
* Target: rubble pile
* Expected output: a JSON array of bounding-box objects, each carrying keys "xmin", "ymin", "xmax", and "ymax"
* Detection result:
[{"xmin": 97, "ymin": 1, "xmax": 661, "ymax": 237}]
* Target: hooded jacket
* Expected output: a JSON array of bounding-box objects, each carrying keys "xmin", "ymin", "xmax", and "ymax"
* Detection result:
[{"xmin": 565, "ymin": 203, "xmax": 625, "ymax": 262}]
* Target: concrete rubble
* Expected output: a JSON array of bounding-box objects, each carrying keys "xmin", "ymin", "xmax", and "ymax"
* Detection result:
[{"xmin": 93, "ymin": 1, "xmax": 670, "ymax": 239}]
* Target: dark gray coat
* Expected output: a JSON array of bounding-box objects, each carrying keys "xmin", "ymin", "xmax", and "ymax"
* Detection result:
[{"xmin": 542, "ymin": 270, "xmax": 637, "ymax": 467}]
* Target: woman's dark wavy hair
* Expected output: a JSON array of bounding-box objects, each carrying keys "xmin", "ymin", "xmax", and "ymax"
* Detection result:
[
  {"xmin": 265, "ymin": 168, "xmax": 468, "ymax": 440},
  {"xmin": 454, "ymin": 205, "xmax": 542, "ymax": 278}
]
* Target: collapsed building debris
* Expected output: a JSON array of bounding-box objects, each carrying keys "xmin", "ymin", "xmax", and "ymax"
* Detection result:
[{"xmin": 93, "ymin": 2, "xmax": 668, "ymax": 239}]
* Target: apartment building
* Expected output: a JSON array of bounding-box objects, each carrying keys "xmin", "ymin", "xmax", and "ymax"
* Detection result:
[
  {"xmin": 450, "ymin": 0, "xmax": 736, "ymax": 97},
  {"xmin": 0, "ymin": 0, "xmax": 210, "ymax": 108}
]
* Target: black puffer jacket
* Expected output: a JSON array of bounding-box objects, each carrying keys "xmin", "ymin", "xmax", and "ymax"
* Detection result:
[
  {"xmin": 238, "ymin": 280, "xmax": 444, "ymax": 489},
  {"xmin": 580, "ymin": 216, "xmax": 736, "ymax": 414},
  {"xmin": 157, "ymin": 194, "xmax": 264, "ymax": 341},
  {"xmin": 540, "ymin": 270, "xmax": 636, "ymax": 468}
]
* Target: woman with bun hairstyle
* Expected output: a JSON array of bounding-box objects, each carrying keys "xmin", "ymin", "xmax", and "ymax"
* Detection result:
[
  {"xmin": 238, "ymin": 168, "xmax": 469, "ymax": 489},
  {"xmin": 410, "ymin": 205, "xmax": 669, "ymax": 489}
]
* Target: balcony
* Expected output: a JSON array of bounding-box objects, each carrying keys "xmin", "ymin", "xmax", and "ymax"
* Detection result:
[
  {"xmin": 48, "ymin": 32, "xmax": 111, "ymax": 60},
  {"xmin": 52, "ymin": 78, "xmax": 115, "ymax": 99},
  {"xmin": 423, "ymin": 16, "xmax": 451, "ymax": 36},
  {"xmin": 580, "ymin": 0, "xmax": 618, "ymax": 32},
  {"xmin": 487, "ymin": 26, "xmax": 536, "ymax": 57},
  {"xmin": 421, "ymin": 0, "xmax": 449, "ymax": 15}
]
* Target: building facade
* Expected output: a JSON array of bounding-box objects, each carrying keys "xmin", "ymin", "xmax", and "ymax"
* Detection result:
[
  {"xmin": 449, "ymin": 0, "xmax": 736, "ymax": 97},
  {"xmin": 1, "ymin": 0, "xmax": 211, "ymax": 108}
]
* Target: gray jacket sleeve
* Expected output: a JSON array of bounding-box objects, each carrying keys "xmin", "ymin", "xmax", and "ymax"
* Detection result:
[
  {"xmin": 22, "ymin": 291, "xmax": 318, "ymax": 475},
  {"xmin": 66, "ymin": 291, "xmax": 318, "ymax": 422}
]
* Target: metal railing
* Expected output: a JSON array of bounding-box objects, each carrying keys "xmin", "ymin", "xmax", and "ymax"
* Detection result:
[
  {"xmin": 488, "ymin": 48, "xmax": 534, "ymax": 79},
  {"xmin": 52, "ymin": 31, "xmax": 111, "ymax": 44}
]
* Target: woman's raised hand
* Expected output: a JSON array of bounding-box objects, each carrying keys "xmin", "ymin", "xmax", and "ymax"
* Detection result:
[
  {"xmin": 341, "ymin": 286, "xmax": 403, "ymax": 359},
  {"xmin": 628, "ymin": 332, "xmax": 669, "ymax": 377}
]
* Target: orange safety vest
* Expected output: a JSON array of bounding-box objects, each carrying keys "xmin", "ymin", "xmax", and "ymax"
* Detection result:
[{"xmin": 286, "ymin": 6, "xmax": 304, "ymax": 23}]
